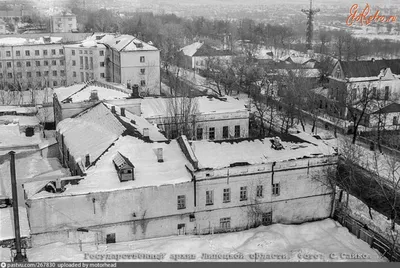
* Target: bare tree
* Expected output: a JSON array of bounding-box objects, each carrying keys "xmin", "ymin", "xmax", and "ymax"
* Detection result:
[
  {"xmin": 160, "ymin": 95, "xmax": 199, "ymax": 139},
  {"xmin": 345, "ymin": 85, "xmax": 375, "ymax": 144}
]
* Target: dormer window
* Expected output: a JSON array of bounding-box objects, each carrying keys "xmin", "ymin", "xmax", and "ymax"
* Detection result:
[{"xmin": 113, "ymin": 152, "xmax": 134, "ymax": 182}]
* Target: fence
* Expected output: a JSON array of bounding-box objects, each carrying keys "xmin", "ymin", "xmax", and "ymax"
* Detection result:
[{"xmin": 334, "ymin": 208, "xmax": 400, "ymax": 262}]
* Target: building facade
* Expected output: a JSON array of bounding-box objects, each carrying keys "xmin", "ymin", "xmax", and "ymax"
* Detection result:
[
  {"xmin": 0, "ymin": 37, "xmax": 67, "ymax": 90},
  {"xmin": 64, "ymin": 41, "xmax": 107, "ymax": 85},
  {"xmin": 50, "ymin": 12, "xmax": 77, "ymax": 33},
  {"xmin": 140, "ymin": 96, "xmax": 250, "ymax": 140},
  {"xmin": 180, "ymin": 42, "xmax": 234, "ymax": 73},
  {"xmin": 97, "ymin": 34, "xmax": 161, "ymax": 96},
  {"xmin": 25, "ymin": 133, "xmax": 337, "ymax": 246},
  {"xmin": 327, "ymin": 59, "xmax": 400, "ymax": 119}
]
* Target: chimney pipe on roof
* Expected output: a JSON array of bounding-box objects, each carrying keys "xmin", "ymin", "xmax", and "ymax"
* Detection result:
[
  {"xmin": 131, "ymin": 84, "xmax": 139, "ymax": 98},
  {"xmin": 120, "ymin": 107, "xmax": 126, "ymax": 117},
  {"xmin": 143, "ymin": 128, "xmax": 149, "ymax": 138},
  {"xmin": 85, "ymin": 154, "xmax": 90, "ymax": 167},
  {"xmin": 156, "ymin": 148, "xmax": 164, "ymax": 163},
  {"xmin": 111, "ymin": 106, "xmax": 116, "ymax": 113}
]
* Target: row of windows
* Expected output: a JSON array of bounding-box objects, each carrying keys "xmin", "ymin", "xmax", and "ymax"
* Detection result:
[
  {"xmin": 0, "ymin": 60, "xmax": 64, "ymax": 68},
  {"xmin": 356, "ymin": 86, "xmax": 391, "ymax": 101},
  {"xmin": 1, "ymin": 70, "xmax": 65, "ymax": 79},
  {"xmin": 197, "ymin": 125, "xmax": 241, "ymax": 140},
  {"xmin": 71, "ymin": 59, "xmax": 103, "ymax": 69},
  {"xmin": 176, "ymin": 212, "xmax": 272, "ymax": 232},
  {"xmin": 177, "ymin": 184, "xmax": 280, "ymax": 209},
  {"xmin": 71, "ymin": 50, "xmax": 104, "ymax": 56},
  {"xmin": 1, "ymin": 49, "xmax": 64, "ymax": 58}
]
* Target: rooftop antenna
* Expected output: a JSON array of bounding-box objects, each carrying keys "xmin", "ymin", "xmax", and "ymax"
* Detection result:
[{"xmin": 301, "ymin": 0, "xmax": 320, "ymax": 51}]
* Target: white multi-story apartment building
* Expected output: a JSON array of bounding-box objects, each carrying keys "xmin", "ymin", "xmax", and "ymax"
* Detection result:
[
  {"xmin": 89, "ymin": 33, "xmax": 161, "ymax": 96},
  {"xmin": 0, "ymin": 36, "xmax": 67, "ymax": 90},
  {"xmin": 64, "ymin": 40, "xmax": 107, "ymax": 85},
  {"xmin": 50, "ymin": 12, "xmax": 78, "ymax": 33}
]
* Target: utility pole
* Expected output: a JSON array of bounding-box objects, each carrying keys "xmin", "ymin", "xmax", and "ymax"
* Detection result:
[
  {"xmin": 9, "ymin": 151, "xmax": 28, "ymax": 262},
  {"xmin": 301, "ymin": 0, "xmax": 320, "ymax": 51}
]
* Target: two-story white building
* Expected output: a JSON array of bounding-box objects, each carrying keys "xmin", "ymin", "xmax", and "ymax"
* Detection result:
[{"xmin": 24, "ymin": 108, "xmax": 337, "ymax": 246}]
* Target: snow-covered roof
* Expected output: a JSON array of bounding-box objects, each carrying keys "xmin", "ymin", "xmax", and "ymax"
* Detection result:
[
  {"xmin": 140, "ymin": 96, "xmax": 248, "ymax": 119},
  {"xmin": 0, "ymin": 36, "xmax": 63, "ymax": 46},
  {"xmin": 103, "ymin": 102, "xmax": 168, "ymax": 142},
  {"xmin": 0, "ymin": 115, "xmax": 40, "ymax": 126},
  {"xmin": 191, "ymin": 136, "xmax": 336, "ymax": 169},
  {"xmin": 180, "ymin": 42, "xmax": 204, "ymax": 57},
  {"xmin": 0, "ymin": 207, "xmax": 30, "ymax": 241},
  {"xmin": 64, "ymin": 40, "xmax": 106, "ymax": 49},
  {"xmin": 67, "ymin": 85, "xmax": 129, "ymax": 103},
  {"xmin": 0, "ymin": 106, "xmax": 37, "ymax": 114},
  {"xmin": 54, "ymin": 84, "xmax": 86, "ymax": 102},
  {"xmin": 57, "ymin": 103, "xmax": 126, "ymax": 165},
  {"xmin": 88, "ymin": 33, "xmax": 158, "ymax": 52},
  {"xmin": 277, "ymin": 69, "xmax": 320, "ymax": 78},
  {"xmin": 0, "ymin": 124, "xmax": 42, "ymax": 148},
  {"xmin": 54, "ymin": 84, "xmax": 129, "ymax": 103},
  {"xmin": 31, "ymin": 136, "xmax": 192, "ymax": 197}
]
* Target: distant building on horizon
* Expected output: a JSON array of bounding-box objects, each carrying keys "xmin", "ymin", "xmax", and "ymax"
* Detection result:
[{"xmin": 50, "ymin": 11, "xmax": 77, "ymax": 33}]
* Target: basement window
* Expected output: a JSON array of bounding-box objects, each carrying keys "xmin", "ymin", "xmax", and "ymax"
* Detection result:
[{"xmin": 106, "ymin": 233, "xmax": 116, "ymax": 244}]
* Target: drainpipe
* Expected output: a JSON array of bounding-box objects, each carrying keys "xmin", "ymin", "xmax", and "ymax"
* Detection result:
[
  {"xmin": 185, "ymin": 165, "xmax": 196, "ymax": 207},
  {"xmin": 271, "ymin": 161, "xmax": 276, "ymax": 185},
  {"xmin": 9, "ymin": 151, "xmax": 27, "ymax": 262}
]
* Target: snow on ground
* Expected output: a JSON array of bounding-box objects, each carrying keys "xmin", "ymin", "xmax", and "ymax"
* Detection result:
[
  {"xmin": 0, "ymin": 207, "xmax": 30, "ymax": 241},
  {"xmin": 0, "ymin": 219, "xmax": 386, "ymax": 262}
]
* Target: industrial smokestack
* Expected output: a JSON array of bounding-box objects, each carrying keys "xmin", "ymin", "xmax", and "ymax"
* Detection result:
[{"xmin": 9, "ymin": 151, "xmax": 27, "ymax": 262}]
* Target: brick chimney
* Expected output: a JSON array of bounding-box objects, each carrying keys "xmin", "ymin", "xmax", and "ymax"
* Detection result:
[
  {"xmin": 131, "ymin": 84, "xmax": 139, "ymax": 98},
  {"xmin": 111, "ymin": 106, "xmax": 116, "ymax": 113},
  {"xmin": 121, "ymin": 107, "xmax": 126, "ymax": 117}
]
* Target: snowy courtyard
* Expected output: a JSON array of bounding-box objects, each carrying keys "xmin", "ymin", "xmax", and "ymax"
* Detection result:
[{"xmin": 0, "ymin": 219, "xmax": 386, "ymax": 262}]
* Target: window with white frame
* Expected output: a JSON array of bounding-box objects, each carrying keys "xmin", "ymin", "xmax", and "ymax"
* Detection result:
[
  {"xmin": 206, "ymin": 190, "xmax": 214, "ymax": 206},
  {"xmin": 272, "ymin": 183, "xmax": 280, "ymax": 196},
  {"xmin": 240, "ymin": 186, "xmax": 247, "ymax": 201},
  {"xmin": 209, "ymin": 127, "xmax": 215, "ymax": 140},
  {"xmin": 223, "ymin": 188, "xmax": 230, "ymax": 203},
  {"xmin": 177, "ymin": 195, "xmax": 186, "ymax": 209},
  {"xmin": 220, "ymin": 217, "xmax": 231, "ymax": 229}
]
